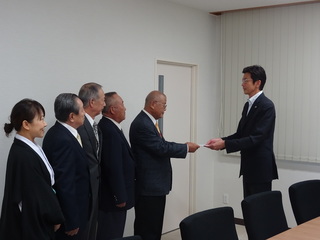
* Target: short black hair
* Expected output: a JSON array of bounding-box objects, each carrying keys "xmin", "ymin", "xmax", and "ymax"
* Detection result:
[{"xmin": 242, "ymin": 65, "xmax": 266, "ymax": 90}]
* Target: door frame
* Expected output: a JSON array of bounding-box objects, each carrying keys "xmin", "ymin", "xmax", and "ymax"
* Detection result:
[{"xmin": 155, "ymin": 59, "xmax": 198, "ymax": 215}]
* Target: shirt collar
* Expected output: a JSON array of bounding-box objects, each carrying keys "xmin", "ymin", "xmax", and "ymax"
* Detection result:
[
  {"xmin": 57, "ymin": 121, "xmax": 78, "ymax": 138},
  {"xmin": 143, "ymin": 109, "xmax": 157, "ymax": 125},
  {"xmin": 15, "ymin": 134, "xmax": 37, "ymax": 147},
  {"xmin": 85, "ymin": 113, "xmax": 95, "ymax": 126},
  {"xmin": 15, "ymin": 134, "xmax": 55, "ymax": 185},
  {"xmin": 248, "ymin": 90, "xmax": 263, "ymax": 105},
  {"xmin": 105, "ymin": 116, "xmax": 122, "ymax": 130}
]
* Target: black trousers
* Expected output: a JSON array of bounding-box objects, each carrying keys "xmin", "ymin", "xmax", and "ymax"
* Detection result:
[
  {"xmin": 243, "ymin": 180, "xmax": 272, "ymax": 198},
  {"xmin": 96, "ymin": 209, "xmax": 127, "ymax": 240},
  {"xmin": 134, "ymin": 195, "xmax": 166, "ymax": 240}
]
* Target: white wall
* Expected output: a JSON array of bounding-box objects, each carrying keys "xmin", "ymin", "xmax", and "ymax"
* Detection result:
[{"xmin": 0, "ymin": 0, "xmax": 221, "ymax": 235}]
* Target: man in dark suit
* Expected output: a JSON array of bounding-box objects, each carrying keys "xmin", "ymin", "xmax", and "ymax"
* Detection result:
[
  {"xmin": 129, "ymin": 90, "xmax": 200, "ymax": 240},
  {"xmin": 97, "ymin": 92, "xmax": 135, "ymax": 240},
  {"xmin": 43, "ymin": 93, "xmax": 90, "ymax": 239},
  {"xmin": 206, "ymin": 65, "xmax": 278, "ymax": 198},
  {"xmin": 78, "ymin": 82, "xmax": 106, "ymax": 240}
]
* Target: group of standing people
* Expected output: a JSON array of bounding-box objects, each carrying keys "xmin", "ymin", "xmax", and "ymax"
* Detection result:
[
  {"xmin": 0, "ymin": 83, "xmax": 125, "ymax": 240},
  {"xmin": 0, "ymin": 65, "xmax": 278, "ymax": 240},
  {"xmin": 0, "ymin": 82, "xmax": 199, "ymax": 240}
]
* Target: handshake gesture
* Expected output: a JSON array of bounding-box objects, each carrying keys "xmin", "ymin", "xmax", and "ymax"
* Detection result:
[{"xmin": 204, "ymin": 138, "xmax": 225, "ymax": 151}]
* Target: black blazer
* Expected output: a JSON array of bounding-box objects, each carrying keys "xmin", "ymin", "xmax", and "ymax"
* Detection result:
[
  {"xmin": 0, "ymin": 139, "xmax": 64, "ymax": 240},
  {"xmin": 43, "ymin": 122, "xmax": 91, "ymax": 232},
  {"xmin": 77, "ymin": 116, "xmax": 102, "ymax": 205},
  {"xmin": 129, "ymin": 111, "xmax": 187, "ymax": 196},
  {"xmin": 223, "ymin": 93, "xmax": 278, "ymax": 183},
  {"xmin": 98, "ymin": 117, "xmax": 135, "ymax": 211}
]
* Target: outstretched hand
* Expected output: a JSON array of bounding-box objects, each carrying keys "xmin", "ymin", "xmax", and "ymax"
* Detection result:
[
  {"xmin": 204, "ymin": 138, "xmax": 225, "ymax": 150},
  {"xmin": 186, "ymin": 142, "xmax": 200, "ymax": 152}
]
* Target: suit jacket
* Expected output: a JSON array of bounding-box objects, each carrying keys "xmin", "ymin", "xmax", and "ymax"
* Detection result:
[
  {"xmin": 98, "ymin": 117, "xmax": 135, "ymax": 212},
  {"xmin": 223, "ymin": 93, "xmax": 278, "ymax": 183},
  {"xmin": 129, "ymin": 110, "xmax": 187, "ymax": 196},
  {"xmin": 0, "ymin": 138, "xmax": 64, "ymax": 240},
  {"xmin": 43, "ymin": 122, "xmax": 90, "ymax": 232},
  {"xmin": 77, "ymin": 117, "xmax": 102, "ymax": 208}
]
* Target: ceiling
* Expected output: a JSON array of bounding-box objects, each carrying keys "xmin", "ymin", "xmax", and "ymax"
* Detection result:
[{"xmin": 165, "ymin": 0, "xmax": 318, "ymax": 14}]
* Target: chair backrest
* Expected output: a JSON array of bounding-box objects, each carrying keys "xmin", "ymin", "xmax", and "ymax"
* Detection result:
[
  {"xmin": 241, "ymin": 191, "xmax": 289, "ymax": 240},
  {"xmin": 179, "ymin": 206, "xmax": 239, "ymax": 240},
  {"xmin": 289, "ymin": 179, "xmax": 320, "ymax": 225},
  {"xmin": 111, "ymin": 236, "xmax": 142, "ymax": 240}
]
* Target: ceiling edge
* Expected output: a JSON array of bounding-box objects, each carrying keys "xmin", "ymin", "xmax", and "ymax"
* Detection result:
[{"xmin": 210, "ymin": 1, "xmax": 319, "ymax": 16}]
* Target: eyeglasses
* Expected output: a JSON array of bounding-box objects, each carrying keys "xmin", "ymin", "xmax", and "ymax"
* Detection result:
[
  {"xmin": 155, "ymin": 101, "xmax": 167, "ymax": 108},
  {"xmin": 242, "ymin": 78, "xmax": 252, "ymax": 84}
]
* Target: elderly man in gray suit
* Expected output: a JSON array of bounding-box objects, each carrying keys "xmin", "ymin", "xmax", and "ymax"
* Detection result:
[{"xmin": 78, "ymin": 82, "xmax": 105, "ymax": 240}]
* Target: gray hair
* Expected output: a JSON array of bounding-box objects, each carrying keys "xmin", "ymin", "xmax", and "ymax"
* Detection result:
[
  {"xmin": 54, "ymin": 93, "xmax": 80, "ymax": 122},
  {"xmin": 78, "ymin": 82, "xmax": 102, "ymax": 107},
  {"xmin": 101, "ymin": 92, "xmax": 117, "ymax": 114}
]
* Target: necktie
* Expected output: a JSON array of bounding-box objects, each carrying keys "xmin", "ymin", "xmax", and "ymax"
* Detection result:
[
  {"xmin": 243, "ymin": 101, "xmax": 249, "ymax": 116},
  {"xmin": 93, "ymin": 122, "xmax": 99, "ymax": 142},
  {"xmin": 77, "ymin": 133, "xmax": 83, "ymax": 147},
  {"xmin": 93, "ymin": 122, "xmax": 99, "ymax": 153},
  {"xmin": 120, "ymin": 128, "xmax": 127, "ymax": 141},
  {"xmin": 155, "ymin": 122, "xmax": 162, "ymax": 137},
  {"xmin": 120, "ymin": 128, "xmax": 125, "ymax": 136}
]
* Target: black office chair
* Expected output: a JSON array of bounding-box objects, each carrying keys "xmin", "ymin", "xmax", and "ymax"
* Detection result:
[
  {"xmin": 241, "ymin": 191, "xmax": 289, "ymax": 240},
  {"xmin": 289, "ymin": 179, "xmax": 320, "ymax": 225},
  {"xmin": 179, "ymin": 206, "xmax": 239, "ymax": 240},
  {"xmin": 111, "ymin": 236, "xmax": 142, "ymax": 240}
]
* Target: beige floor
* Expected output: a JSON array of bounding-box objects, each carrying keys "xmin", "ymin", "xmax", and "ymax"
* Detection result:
[{"xmin": 161, "ymin": 224, "xmax": 248, "ymax": 240}]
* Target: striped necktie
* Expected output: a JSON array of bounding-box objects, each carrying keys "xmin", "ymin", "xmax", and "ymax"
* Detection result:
[{"xmin": 93, "ymin": 122, "xmax": 99, "ymax": 153}]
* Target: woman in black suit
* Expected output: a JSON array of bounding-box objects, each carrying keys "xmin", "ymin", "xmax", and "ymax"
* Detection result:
[{"xmin": 0, "ymin": 99, "xmax": 64, "ymax": 240}]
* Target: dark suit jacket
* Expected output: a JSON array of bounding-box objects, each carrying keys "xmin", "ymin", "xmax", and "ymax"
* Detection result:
[
  {"xmin": 98, "ymin": 117, "xmax": 135, "ymax": 212},
  {"xmin": 43, "ymin": 122, "xmax": 90, "ymax": 232},
  {"xmin": 223, "ymin": 93, "xmax": 278, "ymax": 183},
  {"xmin": 77, "ymin": 117, "xmax": 102, "ymax": 212},
  {"xmin": 0, "ymin": 139, "xmax": 64, "ymax": 240},
  {"xmin": 129, "ymin": 110, "xmax": 187, "ymax": 196}
]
